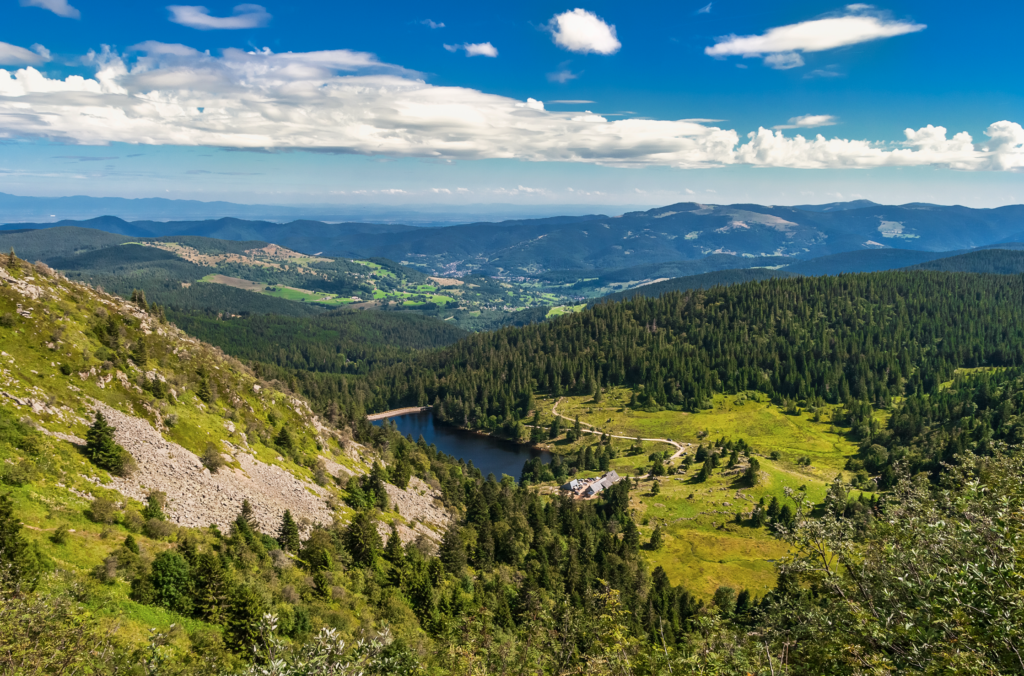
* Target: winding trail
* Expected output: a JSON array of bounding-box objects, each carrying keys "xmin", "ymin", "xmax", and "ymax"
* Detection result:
[{"xmin": 550, "ymin": 398, "xmax": 689, "ymax": 455}]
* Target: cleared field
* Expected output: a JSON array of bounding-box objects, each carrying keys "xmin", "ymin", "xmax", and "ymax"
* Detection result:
[{"xmin": 530, "ymin": 387, "xmax": 873, "ymax": 598}]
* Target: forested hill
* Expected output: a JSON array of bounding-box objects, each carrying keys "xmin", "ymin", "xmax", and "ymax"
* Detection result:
[
  {"xmin": 352, "ymin": 272, "xmax": 1024, "ymax": 419},
  {"xmin": 907, "ymin": 248, "xmax": 1024, "ymax": 274},
  {"xmin": 596, "ymin": 268, "xmax": 792, "ymax": 304}
]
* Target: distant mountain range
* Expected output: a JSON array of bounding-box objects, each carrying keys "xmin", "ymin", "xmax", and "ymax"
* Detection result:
[
  {"xmin": 0, "ymin": 192, "xmax": 637, "ymax": 227},
  {"xmin": 4, "ymin": 199, "xmax": 1024, "ymax": 276}
]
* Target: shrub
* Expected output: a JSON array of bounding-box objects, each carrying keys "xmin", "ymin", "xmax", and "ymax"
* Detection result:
[
  {"xmin": 143, "ymin": 518, "xmax": 176, "ymax": 540},
  {"xmin": 121, "ymin": 509, "xmax": 144, "ymax": 533},
  {"xmin": 1, "ymin": 460, "xmax": 34, "ymax": 487},
  {"xmin": 87, "ymin": 497, "xmax": 118, "ymax": 524},
  {"xmin": 202, "ymin": 443, "xmax": 224, "ymax": 473},
  {"xmin": 0, "ymin": 313, "xmax": 14, "ymax": 328},
  {"xmin": 50, "ymin": 525, "xmax": 70, "ymax": 545}
]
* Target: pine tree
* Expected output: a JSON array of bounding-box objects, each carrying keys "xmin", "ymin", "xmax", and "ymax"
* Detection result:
[
  {"xmin": 744, "ymin": 457, "xmax": 762, "ymax": 486},
  {"xmin": 132, "ymin": 337, "xmax": 150, "ymax": 366},
  {"xmin": 342, "ymin": 510, "xmax": 382, "ymax": 567},
  {"xmin": 197, "ymin": 377, "xmax": 215, "ymax": 404},
  {"xmin": 142, "ymin": 492, "xmax": 167, "ymax": 521},
  {"xmin": 384, "ymin": 523, "xmax": 405, "ymax": 566},
  {"xmin": 0, "ymin": 492, "xmax": 42, "ymax": 589},
  {"xmin": 239, "ymin": 499, "xmax": 257, "ymax": 530},
  {"xmin": 193, "ymin": 552, "xmax": 232, "ymax": 624},
  {"xmin": 275, "ymin": 426, "xmax": 294, "ymax": 452},
  {"xmin": 623, "ymin": 518, "xmax": 641, "ymax": 551},
  {"xmin": 649, "ymin": 524, "xmax": 664, "ymax": 550},
  {"xmin": 277, "ymin": 510, "xmax": 300, "ymax": 553},
  {"xmin": 85, "ymin": 412, "xmax": 131, "ymax": 476},
  {"xmin": 226, "ymin": 584, "xmax": 267, "ymax": 652},
  {"xmin": 651, "ymin": 480, "xmax": 661, "ymax": 495},
  {"xmin": 439, "ymin": 525, "xmax": 467, "ymax": 575},
  {"xmin": 696, "ymin": 460, "xmax": 712, "ymax": 483}
]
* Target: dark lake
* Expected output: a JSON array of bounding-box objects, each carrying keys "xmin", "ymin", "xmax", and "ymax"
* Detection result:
[{"xmin": 373, "ymin": 411, "xmax": 552, "ymax": 480}]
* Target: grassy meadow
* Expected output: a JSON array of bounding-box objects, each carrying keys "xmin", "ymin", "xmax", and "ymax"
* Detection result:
[{"xmin": 528, "ymin": 387, "xmax": 873, "ymax": 598}]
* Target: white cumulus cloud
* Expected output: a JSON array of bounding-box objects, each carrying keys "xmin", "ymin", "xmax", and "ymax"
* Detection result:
[
  {"xmin": 706, "ymin": 5, "xmax": 925, "ymax": 69},
  {"xmin": 0, "ymin": 42, "xmax": 1021, "ymax": 172},
  {"xmin": 0, "ymin": 41, "xmax": 50, "ymax": 66},
  {"xmin": 773, "ymin": 114, "xmax": 838, "ymax": 130},
  {"xmin": 168, "ymin": 4, "xmax": 271, "ymax": 30},
  {"xmin": 20, "ymin": 0, "xmax": 80, "ymax": 19},
  {"xmin": 547, "ymin": 9, "xmax": 621, "ymax": 55},
  {"xmin": 444, "ymin": 42, "xmax": 498, "ymax": 57},
  {"xmin": 421, "ymin": 19, "xmax": 445, "ymax": 29}
]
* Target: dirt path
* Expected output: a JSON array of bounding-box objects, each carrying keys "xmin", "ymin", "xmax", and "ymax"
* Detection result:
[
  {"xmin": 550, "ymin": 398, "xmax": 687, "ymax": 453},
  {"xmin": 367, "ymin": 406, "xmax": 431, "ymax": 421}
]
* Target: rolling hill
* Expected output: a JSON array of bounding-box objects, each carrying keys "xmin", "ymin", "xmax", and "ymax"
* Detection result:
[{"xmin": 8, "ymin": 200, "xmax": 1024, "ymax": 275}]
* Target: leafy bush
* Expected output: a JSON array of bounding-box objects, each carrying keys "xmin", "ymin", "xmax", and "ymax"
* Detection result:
[{"xmin": 87, "ymin": 497, "xmax": 118, "ymax": 524}]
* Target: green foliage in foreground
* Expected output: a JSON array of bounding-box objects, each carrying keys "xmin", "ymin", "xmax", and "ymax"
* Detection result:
[{"xmin": 5, "ymin": 446, "xmax": 1024, "ymax": 674}]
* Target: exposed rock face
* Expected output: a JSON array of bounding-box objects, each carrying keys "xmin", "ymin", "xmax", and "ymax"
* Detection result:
[
  {"xmin": 93, "ymin": 402, "xmax": 334, "ymax": 534},
  {"xmin": 381, "ymin": 476, "xmax": 452, "ymax": 544}
]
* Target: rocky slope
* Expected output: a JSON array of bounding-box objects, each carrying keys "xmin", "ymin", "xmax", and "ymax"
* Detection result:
[{"xmin": 0, "ymin": 254, "xmax": 450, "ymax": 542}]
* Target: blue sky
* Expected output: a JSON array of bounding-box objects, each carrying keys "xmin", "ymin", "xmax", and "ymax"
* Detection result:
[{"xmin": 1, "ymin": 0, "xmax": 1022, "ymax": 208}]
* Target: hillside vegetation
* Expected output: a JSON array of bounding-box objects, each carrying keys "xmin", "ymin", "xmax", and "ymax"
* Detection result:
[{"xmin": 3, "ymin": 250, "xmax": 1024, "ymax": 673}]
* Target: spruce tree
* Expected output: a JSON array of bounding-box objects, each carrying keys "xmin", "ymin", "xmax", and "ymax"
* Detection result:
[
  {"xmin": 274, "ymin": 426, "xmax": 294, "ymax": 452},
  {"xmin": 439, "ymin": 525, "xmax": 467, "ymax": 575},
  {"xmin": 142, "ymin": 492, "xmax": 167, "ymax": 521},
  {"xmin": 744, "ymin": 457, "xmax": 762, "ymax": 486},
  {"xmin": 85, "ymin": 412, "xmax": 131, "ymax": 476},
  {"xmin": 0, "ymin": 492, "xmax": 42, "ymax": 589},
  {"xmin": 623, "ymin": 518, "xmax": 641, "ymax": 551},
  {"xmin": 132, "ymin": 337, "xmax": 150, "ymax": 366},
  {"xmin": 342, "ymin": 511, "xmax": 381, "ymax": 567},
  {"xmin": 193, "ymin": 552, "xmax": 231, "ymax": 624},
  {"xmin": 277, "ymin": 510, "xmax": 300, "ymax": 553},
  {"xmin": 239, "ymin": 499, "xmax": 257, "ymax": 529},
  {"xmin": 649, "ymin": 524, "xmax": 664, "ymax": 550},
  {"xmin": 384, "ymin": 523, "xmax": 405, "ymax": 566}
]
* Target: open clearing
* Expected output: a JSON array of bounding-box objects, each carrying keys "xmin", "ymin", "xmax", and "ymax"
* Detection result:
[{"xmin": 529, "ymin": 387, "xmax": 873, "ymax": 598}]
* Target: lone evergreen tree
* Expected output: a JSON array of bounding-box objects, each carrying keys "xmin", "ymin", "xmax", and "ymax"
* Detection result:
[
  {"xmin": 142, "ymin": 492, "xmax": 167, "ymax": 521},
  {"xmin": 274, "ymin": 426, "xmax": 294, "ymax": 452},
  {"xmin": 649, "ymin": 524, "xmax": 664, "ymax": 550},
  {"xmin": 239, "ymin": 499, "xmax": 257, "ymax": 529},
  {"xmin": 85, "ymin": 412, "xmax": 132, "ymax": 476},
  {"xmin": 277, "ymin": 509, "xmax": 300, "ymax": 553}
]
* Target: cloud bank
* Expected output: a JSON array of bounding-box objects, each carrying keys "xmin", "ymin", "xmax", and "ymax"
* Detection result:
[
  {"xmin": 707, "ymin": 5, "xmax": 925, "ymax": 69},
  {"xmin": 0, "ymin": 42, "xmax": 50, "ymax": 66},
  {"xmin": 19, "ymin": 0, "xmax": 80, "ymax": 19},
  {"xmin": 0, "ymin": 43, "xmax": 1020, "ymax": 171},
  {"xmin": 547, "ymin": 9, "xmax": 621, "ymax": 55},
  {"xmin": 168, "ymin": 4, "xmax": 271, "ymax": 30}
]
